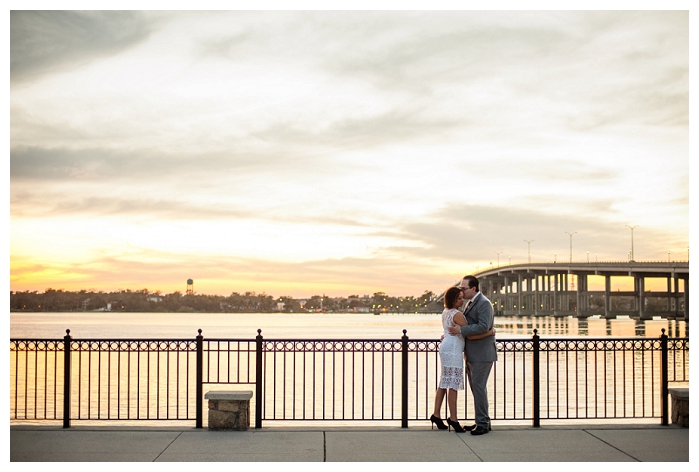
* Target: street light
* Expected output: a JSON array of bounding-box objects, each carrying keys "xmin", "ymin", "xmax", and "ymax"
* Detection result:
[
  {"xmin": 565, "ymin": 231, "xmax": 577, "ymax": 263},
  {"xmin": 626, "ymin": 225, "xmax": 638, "ymax": 261},
  {"xmin": 494, "ymin": 251, "xmax": 503, "ymax": 267},
  {"xmin": 524, "ymin": 240, "xmax": 534, "ymax": 263}
]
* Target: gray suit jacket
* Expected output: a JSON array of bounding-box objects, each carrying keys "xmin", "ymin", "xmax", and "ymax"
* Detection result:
[{"xmin": 459, "ymin": 292, "xmax": 497, "ymax": 363}]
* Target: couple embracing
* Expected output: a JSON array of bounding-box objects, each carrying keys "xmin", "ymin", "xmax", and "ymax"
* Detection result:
[{"xmin": 431, "ymin": 275, "xmax": 497, "ymax": 435}]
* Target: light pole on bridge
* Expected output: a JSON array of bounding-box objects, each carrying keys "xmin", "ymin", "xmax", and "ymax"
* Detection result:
[
  {"xmin": 626, "ymin": 225, "xmax": 638, "ymax": 261},
  {"xmin": 494, "ymin": 251, "xmax": 503, "ymax": 267},
  {"xmin": 565, "ymin": 231, "xmax": 577, "ymax": 263},
  {"xmin": 524, "ymin": 240, "xmax": 533, "ymax": 263}
]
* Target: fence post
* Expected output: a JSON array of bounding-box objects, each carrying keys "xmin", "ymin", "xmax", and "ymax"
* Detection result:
[
  {"xmin": 532, "ymin": 329, "xmax": 540, "ymax": 428},
  {"xmin": 63, "ymin": 329, "xmax": 72, "ymax": 429},
  {"xmin": 255, "ymin": 329, "xmax": 263, "ymax": 429},
  {"xmin": 661, "ymin": 329, "xmax": 668, "ymax": 426},
  {"xmin": 196, "ymin": 329, "xmax": 203, "ymax": 429},
  {"xmin": 401, "ymin": 329, "xmax": 408, "ymax": 428}
]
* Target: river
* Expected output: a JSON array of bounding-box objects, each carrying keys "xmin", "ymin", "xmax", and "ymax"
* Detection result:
[{"xmin": 10, "ymin": 311, "xmax": 688, "ymax": 339}]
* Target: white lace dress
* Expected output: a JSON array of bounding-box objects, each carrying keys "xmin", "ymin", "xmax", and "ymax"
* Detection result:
[{"xmin": 438, "ymin": 308, "xmax": 465, "ymax": 390}]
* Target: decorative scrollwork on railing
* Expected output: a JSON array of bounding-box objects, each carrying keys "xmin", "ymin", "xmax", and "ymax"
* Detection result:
[
  {"xmin": 669, "ymin": 338, "xmax": 689, "ymax": 350},
  {"xmin": 497, "ymin": 340, "xmax": 533, "ymax": 352},
  {"xmin": 408, "ymin": 340, "xmax": 439, "ymax": 352},
  {"xmin": 537, "ymin": 338, "xmax": 663, "ymax": 353},
  {"xmin": 70, "ymin": 339, "xmax": 197, "ymax": 352},
  {"xmin": 263, "ymin": 340, "xmax": 402, "ymax": 353},
  {"xmin": 10, "ymin": 340, "xmax": 64, "ymax": 352}
]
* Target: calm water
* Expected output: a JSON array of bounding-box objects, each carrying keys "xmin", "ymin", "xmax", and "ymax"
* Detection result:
[{"xmin": 10, "ymin": 311, "xmax": 688, "ymax": 339}]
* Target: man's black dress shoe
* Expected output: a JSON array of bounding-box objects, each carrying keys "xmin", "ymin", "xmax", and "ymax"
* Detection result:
[{"xmin": 470, "ymin": 425, "xmax": 489, "ymax": 435}]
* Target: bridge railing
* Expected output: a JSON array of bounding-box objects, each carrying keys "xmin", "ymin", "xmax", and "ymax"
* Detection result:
[{"xmin": 10, "ymin": 329, "xmax": 688, "ymax": 428}]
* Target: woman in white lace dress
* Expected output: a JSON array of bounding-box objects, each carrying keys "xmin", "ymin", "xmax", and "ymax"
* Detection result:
[{"xmin": 431, "ymin": 286, "xmax": 494, "ymax": 432}]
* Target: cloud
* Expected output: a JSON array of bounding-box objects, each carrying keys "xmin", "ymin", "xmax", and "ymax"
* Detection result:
[
  {"xmin": 321, "ymin": 11, "xmax": 571, "ymax": 89},
  {"xmin": 320, "ymin": 11, "xmax": 688, "ymax": 132},
  {"xmin": 11, "ymin": 11, "xmax": 154, "ymax": 84},
  {"xmin": 195, "ymin": 33, "xmax": 252, "ymax": 59},
  {"xmin": 384, "ymin": 202, "xmax": 675, "ymax": 263},
  {"xmin": 8, "ymin": 11, "xmax": 689, "ymax": 298},
  {"xmin": 9, "ymin": 145, "xmax": 327, "ymax": 183},
  {"xmin": 10, "ymin": 192, "xmax": 255, "ymax": 220},
  {"xmin": 472, "ymin": 157, "xmax": 620, "ymax": 183},
  {"xmin": 251, "ymin": 106, "xmax": 465, "ymax": 151}
]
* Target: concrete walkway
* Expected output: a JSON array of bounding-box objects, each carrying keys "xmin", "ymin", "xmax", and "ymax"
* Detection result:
[{"xmin": 11, "ymin": 424, "xmax": 689, "ymax": 462}]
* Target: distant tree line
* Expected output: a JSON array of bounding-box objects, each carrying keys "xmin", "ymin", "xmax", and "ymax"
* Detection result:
[{"xmin": 9, "ymin": 289, "xmax": 442, "ymax": 313}]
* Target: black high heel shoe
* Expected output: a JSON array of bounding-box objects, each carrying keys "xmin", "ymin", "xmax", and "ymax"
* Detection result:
[
  {"xmin": 447, "ymin": 418, "xmax": 466, "ymax": 433},
  {"xmin": 430, "ymin": 414, "xmax": 448, "ymax": 430}
]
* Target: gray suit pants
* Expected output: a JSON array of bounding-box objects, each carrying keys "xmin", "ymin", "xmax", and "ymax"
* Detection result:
[{"xmin": 467, "ymin": 361, "xmax": 493, "ymax": 428}]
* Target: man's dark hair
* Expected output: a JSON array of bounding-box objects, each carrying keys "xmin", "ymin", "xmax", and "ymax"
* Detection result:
[
  {"xmin": 444, "ymin": 286, "xmax": 463, "ymax": 309},
  {"xmin": 462, "ymin": 275, "xmax": 479, "ymax": 292}
]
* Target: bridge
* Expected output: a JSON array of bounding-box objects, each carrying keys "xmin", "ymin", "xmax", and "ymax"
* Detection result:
[{"xmin": 462, "ymin": 261, "xmax": 689, "ymax": 320}]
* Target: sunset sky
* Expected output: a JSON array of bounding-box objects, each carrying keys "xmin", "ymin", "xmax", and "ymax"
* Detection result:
[{"xmin": 9, "ymin": 7, "xmax": 691, "ymax": 298}]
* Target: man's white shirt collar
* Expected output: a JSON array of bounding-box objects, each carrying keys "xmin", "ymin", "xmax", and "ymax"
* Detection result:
[{"xmin": 464, "ymin": 291, "xmax": 480, "ymax": 310}]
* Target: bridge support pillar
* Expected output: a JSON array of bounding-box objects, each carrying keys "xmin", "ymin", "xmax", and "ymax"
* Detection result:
[
  {"xmin": 518, "ymin": 274, "xmax": 523, "ymax": 315},
  {"xmin": 673, "ymin": 275, "xmax": 679, "ymax": 317},
  {"xmin": 503, "ymin": 276, "xmax": 509, "ymax": 314},
  {"xmin": 638, "ymin": 276, "xmax": 651, "ymax": 320},
  {"xmin": 553, "ymin": 274, "xmax": 558, "ymax": 316},
  {"xmin": 575, "ymin": 274, "xmax": 581, "ymax": 318},
  {"xmin": 684, "ymin": 276, "xmax": 689, "ymax": 321},
  {"xmin": 667, "ymin": 276, "xmax": 673, "ymax": 314},
  {"xmin": 534, "ymin": 275, "xmax": 540, "ymax": 315},
  {"xmin": 604, "ymin": 275, "xmax": 614, "ymax": 319},
  {"xmin": 576, "ymin": 273, "xmax": 588, "ymax": 318}
]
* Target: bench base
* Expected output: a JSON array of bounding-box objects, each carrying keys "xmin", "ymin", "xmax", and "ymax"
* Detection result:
[
  {"xmin": 205, "ymin": 391, "xmax": 253, "ymax": 430},
  {"xmin": 669, "ymin": 388, "xmax": 689, "ymax": 428}
]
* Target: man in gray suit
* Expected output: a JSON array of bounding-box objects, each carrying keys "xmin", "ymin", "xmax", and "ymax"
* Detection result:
[{"xmin": 448, "ymin": 275, "xmax": 497, "ymax": 435}]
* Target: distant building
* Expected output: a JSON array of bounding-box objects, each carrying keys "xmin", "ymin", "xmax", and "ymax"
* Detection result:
[{"xmin": 348, "ymin": 294, "xmax": 372, "ymax": 312}]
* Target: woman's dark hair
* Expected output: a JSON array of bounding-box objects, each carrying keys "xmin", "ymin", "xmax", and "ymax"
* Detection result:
[{"xmin": 444, "ymin": 286, "xmax": 463, "ymax": 309}]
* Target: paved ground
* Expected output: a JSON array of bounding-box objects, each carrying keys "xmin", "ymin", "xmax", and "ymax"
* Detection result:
[{"xmin": 10, "ymin": 423, "xmax": 690, "ymax": 462}]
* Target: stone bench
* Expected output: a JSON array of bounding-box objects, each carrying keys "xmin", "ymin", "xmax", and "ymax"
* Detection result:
[
  {"xmin": 669, "ymin": 387, "xmax": 688, "ymax": 427},
  {"xmin": 205, "ymin": 390, "xmax": 253, "ymax": 430}
]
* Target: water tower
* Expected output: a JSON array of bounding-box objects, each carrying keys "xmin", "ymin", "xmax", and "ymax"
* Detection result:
[{"xmin": 186, "ymin": 279, "xmax": 193, "ymax": 295}]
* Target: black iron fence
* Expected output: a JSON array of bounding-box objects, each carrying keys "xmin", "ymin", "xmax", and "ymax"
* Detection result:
[{"xmin": 10, "ymin": 328, "xmax": 688, "ymax": 428}]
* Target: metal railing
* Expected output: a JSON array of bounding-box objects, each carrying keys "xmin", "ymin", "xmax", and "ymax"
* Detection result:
[{"xmin": 10, "ymin": 329, "xmax": 688, "ymax": 428}]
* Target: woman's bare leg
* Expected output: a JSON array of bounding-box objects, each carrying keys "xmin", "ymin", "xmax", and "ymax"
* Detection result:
[
  {"xmin": 447, "ymin": 389, "xmax": 459, "ymax": 421},
  {"xmin": 433, "ymin": 388, "xmax": 446, "ymax": 417}
]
